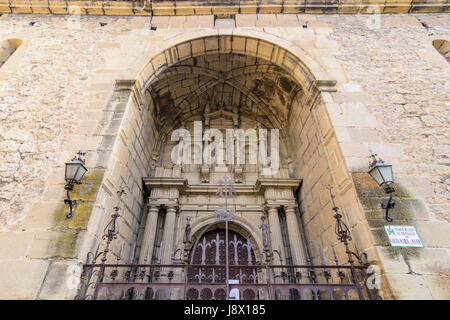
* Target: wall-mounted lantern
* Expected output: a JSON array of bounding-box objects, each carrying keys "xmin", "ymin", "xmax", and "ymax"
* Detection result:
[
  {"xmin": 368, "ymin": 152, "xmax": 395, "ymax": 222},
  {"xmin": 64, "ymin": 151, "xmax": 88, "ymax": 218}
]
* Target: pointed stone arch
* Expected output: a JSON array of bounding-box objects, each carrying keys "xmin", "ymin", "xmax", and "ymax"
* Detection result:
[
  {"xmin": 188, "ymin": 219, "xmax": 262, "ymax": 266},
  {"xmin": 80, "ymin": 30, "xmax": 388, "ymax": 300}
]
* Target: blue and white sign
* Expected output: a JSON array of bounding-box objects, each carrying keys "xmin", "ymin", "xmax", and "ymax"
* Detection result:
[{"xmin": 384, "ymin": 225, "xmax": 423, "ymax": 248}]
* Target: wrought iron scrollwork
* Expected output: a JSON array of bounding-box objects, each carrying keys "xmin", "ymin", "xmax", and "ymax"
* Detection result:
[{"xmin": 75, "ymin": 181, "xmax": 378, "ymax": 301}]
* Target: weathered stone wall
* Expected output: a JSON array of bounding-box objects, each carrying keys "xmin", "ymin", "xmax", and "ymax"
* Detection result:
[
  {"xmin": 1, "ymin": 0, "xmax": 449, "ymax": 16},
  {"xmin": 288, "ymin": 92, "xmax": 337, "ymax": 258},
  {"xmin": 321, "ymin": 13, "xmax": 450, "ymax": 299},
  {"xmin": 0, "ymin": 14, "xmax": 156, "ymax": 299},
  {"xmin": 87, "ymin": 80, "xmax": 158, "ymax": 268},
  {"xmin": 0, "ymin": 13, "xmax": 448, "ymax": 299},
  {"xmin": 286, "ymin": 84, "xmax": 389, "ymax": 297}
]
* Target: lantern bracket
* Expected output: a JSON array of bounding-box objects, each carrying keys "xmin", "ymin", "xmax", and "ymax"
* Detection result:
[
  {"xmin": 381, "ymin": 186, "xmax": 395, "ymax": 222},
  {"xmin": 64, "ymin": 151, "xmax": 87, "ymax": 219},
  {"xmin": 368, "ymin": 151, "xmax": 396, "ymax": 222},
  {"xmin": 64, "ymin": 189, "xmax": 78, "ymax": 219}
]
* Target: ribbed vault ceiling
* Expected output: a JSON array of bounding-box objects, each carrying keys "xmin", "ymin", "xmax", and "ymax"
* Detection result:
[{"xmin": 147, "ymin": 53, "xmax": 302, "ymax": 134}]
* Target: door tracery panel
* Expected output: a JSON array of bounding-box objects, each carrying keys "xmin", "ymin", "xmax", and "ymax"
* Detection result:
[{"xmin": 187, "ymin": 228, "xmax": 258, "ymax": 300}]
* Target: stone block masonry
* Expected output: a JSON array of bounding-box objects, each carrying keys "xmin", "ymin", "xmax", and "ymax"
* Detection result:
[
  {"xmin": 0, "ymin": 0, "xmax": 449, "ymax": 16},
  {"xmin": 0, "ymin": 12, "xmax": 448, "ymax": 299}
]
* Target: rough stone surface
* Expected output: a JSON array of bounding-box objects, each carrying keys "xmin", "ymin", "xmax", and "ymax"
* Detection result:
[{"xmin": 0, "ymin": 13, "xmax": 448, "ymax": 300}]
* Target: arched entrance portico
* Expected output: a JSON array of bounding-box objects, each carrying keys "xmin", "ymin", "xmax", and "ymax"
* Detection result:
[{"xmin": 78, "ymin": 31, "xmax": 381, "ymax": 301}]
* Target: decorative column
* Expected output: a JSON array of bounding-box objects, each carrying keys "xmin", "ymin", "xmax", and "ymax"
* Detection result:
[
  {"xmin": 138, "ymin": 204, "xmax": 159, "ymax": 264},
  {"xmin": 266, "ymin": 205, "xmax": 283, "ymax": 265},
  {"xmin": 160, "ymin": 205, "xmax": 178, "ymax": 265},
  {"xmin": 285, "ymin": 205, "xmax": 307, "ymax": 265}
]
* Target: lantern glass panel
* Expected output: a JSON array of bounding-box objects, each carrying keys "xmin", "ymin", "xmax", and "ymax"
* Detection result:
[
  {"xmin": 65, "ymin": 162, "xmax": 78, "ymax": 181},
  {"xmin": 379, "ymin": 165, "xmax": 393, "ymax": 185},
  {"xmin": 65, "ymin": 160, "xmax": 87, "ymax": 183},
  {"xmin": 369, "ymin": 166, "xmax": 383, "ymax": 186},
  {"xmin": 74, "ymin": 163, "xmax": 87, "ymax": 183}
]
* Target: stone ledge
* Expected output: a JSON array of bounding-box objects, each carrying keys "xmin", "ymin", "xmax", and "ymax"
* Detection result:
[
  {"xmin": 143, "ymin": 176, "xmax": 302, "ymax": 194},
  {"xmin": 0, "ymin": 0, "xmax": 449, "ymax": 16}
]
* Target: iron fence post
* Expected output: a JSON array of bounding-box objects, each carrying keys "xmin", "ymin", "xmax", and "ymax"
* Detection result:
[
  {"xmin": 266, "ymin": 264, "xmax": 272, "ymax": 300},
  {"xmin": 344, "ymin": 239, "xmax": 365, "ymax": 300},
  {"xmin": 328, "ymin": 185, "xmax": 365, "ymax": 300}
]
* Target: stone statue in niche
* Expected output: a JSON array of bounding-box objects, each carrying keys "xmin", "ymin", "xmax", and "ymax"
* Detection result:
[
  {"xmin": 183, "ymin": 216, "xmax": 192, "ymax": 263},
  {"xmin": 259, "ymin": 216, "xmax": 270, "ymax": 251},
  {"xmin": 183, "ymin": 216, "xmax": 192, "ymax": 245},
  {"xmin": 200, "ymin": 165, "xmax": 210, "ymax": 183}
]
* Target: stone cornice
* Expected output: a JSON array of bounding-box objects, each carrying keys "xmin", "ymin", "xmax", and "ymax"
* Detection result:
[
  {"xmin": 265, "ymin": 200, "xmax": 297, "ymax": 209},
  {"xmin": 255, "ymin": 177, "xmax": 302, "ymax": 192},
  {"xmin": 143, "ymin": 177, "xmax": 188, "ymax": 190},
  {"xmin": 143, "ymin": 176, "xmax": 302, "ymax": 194},
  {"xmin": 0, "ymin": 0, "xmax": 448, "ymax": 16}
]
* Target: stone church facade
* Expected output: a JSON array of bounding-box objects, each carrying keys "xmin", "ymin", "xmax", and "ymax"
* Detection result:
[{"xmin": 0, "ymin": 1, "xmax": 448, "ymax": 300}]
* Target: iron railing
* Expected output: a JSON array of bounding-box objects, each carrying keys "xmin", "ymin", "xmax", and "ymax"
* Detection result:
[
  {"xmin": 75, "ymin": 185, "xmax": 381, "ymax": 300},
  {"xmin": 76, "ymin": 247, "xmax": 376, "ymax": 300}
]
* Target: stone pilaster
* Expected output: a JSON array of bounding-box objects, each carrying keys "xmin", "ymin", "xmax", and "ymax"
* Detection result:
[
  {"xmin": 138, "ymin": 204, "xmax": 160, "ymax": 264},
  {"xmin": 285, "ymin": 206, "xmax": 307, "ymax": 265},
  {"xmin": 160, "ymin": 205, "xmax": 178, "ymax": 265},
  {"xmin": 266, "ymin": 205, "xmax": 283, "ymax": 265}
]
